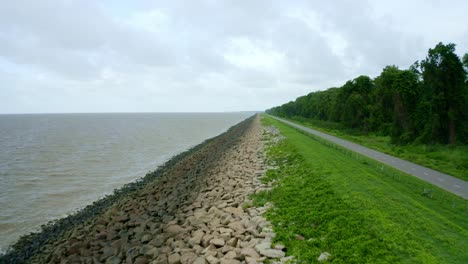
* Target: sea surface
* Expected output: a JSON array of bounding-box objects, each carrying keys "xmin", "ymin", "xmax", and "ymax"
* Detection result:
[{"xmin": 0, "ymin": 112, "xmax": 253, "ymax": 253}]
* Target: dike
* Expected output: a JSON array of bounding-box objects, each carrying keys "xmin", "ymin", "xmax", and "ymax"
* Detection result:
[{"xmin": 0, "ymin": 114, "xmax": 256, "ymax": 264}]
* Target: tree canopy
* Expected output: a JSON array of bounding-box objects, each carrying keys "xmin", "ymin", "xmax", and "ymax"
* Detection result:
[{"xmin": 267, "ymin": 42, "xmax": 468, "ymax": 144}]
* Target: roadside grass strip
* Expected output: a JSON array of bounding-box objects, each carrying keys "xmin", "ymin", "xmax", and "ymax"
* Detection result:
[
  {"xmin": 252, "ymin": 116, "xmax": 468, "ymax": 263},
  {"xmin": 288, "ymin": 116, "xmax": 468, "ymax": 181}
]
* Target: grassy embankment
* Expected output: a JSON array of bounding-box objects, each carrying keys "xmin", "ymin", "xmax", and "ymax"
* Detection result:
[
  {"xmin": 252, "ymin": 115, "xmax": 468, "ymax": 263},
  {"xmin": 281, "ymin": 116, "xmax": 468, "ymax": 181}
]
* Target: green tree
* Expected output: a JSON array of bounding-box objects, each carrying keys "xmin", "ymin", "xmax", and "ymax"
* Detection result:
[
  {"xmin": 420, "ymin": 43, "xmax": 466, "ymax": 144},
  {"xmin": 337, "ymin": 76, "xmax": 374, "ymax": 130},
  {"xmin": 372, "ymin": 66, "xmax": 400, "ymax": 133},
  {"xmin": 373, "ymin": 66, "xmax": 421, "ymax": 143},
  {"xmin": 266, "ymin": 42, "xmax": 467, "ymax": 144}
]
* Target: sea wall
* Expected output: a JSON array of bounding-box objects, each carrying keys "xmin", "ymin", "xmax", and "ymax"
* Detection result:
[{"xmin": 0, "ymin": 114, "xmax": 256, "ymax": 264}]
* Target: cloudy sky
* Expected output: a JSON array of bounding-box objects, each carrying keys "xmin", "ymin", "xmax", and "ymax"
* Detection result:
[{"xmin": 1, "ymin": 0, "xmax": 467, "ymax": 113}]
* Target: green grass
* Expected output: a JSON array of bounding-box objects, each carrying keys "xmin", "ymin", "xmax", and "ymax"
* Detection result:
[
  {"xmin": 254, "ymin": 115, "xmax": 468, "ymax": 263},
  {"xmin": 284, "ymin": 116, "xmax": 468, "ymax": 181}
]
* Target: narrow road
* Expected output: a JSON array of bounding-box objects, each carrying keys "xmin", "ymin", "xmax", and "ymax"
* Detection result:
[{"xmin": 270, "ymin": 116, "xmax": 468, "ymax": 199}]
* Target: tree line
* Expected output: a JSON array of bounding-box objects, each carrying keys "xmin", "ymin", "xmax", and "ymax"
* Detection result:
[{"xmin": 267, "ymin": 42, "xmax": 468, "ymax": 145}]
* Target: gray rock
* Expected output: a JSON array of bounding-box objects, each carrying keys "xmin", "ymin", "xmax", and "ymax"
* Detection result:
[
  {"xmin": 227, "ymin": 222, "xmax": 245, "ymax": 234},
  {"xmin": 226, "ymin": 237, "xmax": 238, "ymax": 247},
  {"xmin": 193, "ymin": 244, "xmax": 204, "ymax": 254},
  {"xmin": 193, "ymin": 256, "xmax": 207, "ymax": 264},
  {"xmin": 209, "ymin": 218, "xmax": 221, "ymax": 228},
  {"xmin": 254, "ymin": 243, "xmax": 270, "ymax": 252},
  {"xmin": 210, "ymin": 239, "xmax": 225, "ymax": 247},
  {"xmin": 172, "ymin": 240, "xmax": 187, "ymax": 250},
  {"xmin": 101, "ymin": 246, "xmax": 115, "ymax": 259},
  {"xmin": 218, "ymin": 228, "xmax": 234, "ymax": 235},
  {"xmin": 140, "ymin": 244, "xmax": 158, "ymax": 257},
  {"xmin": 141, "ymin": 234, "xmax": 153, "ymax": 243},
  {"xmin": 220, "ymin": 259, "xmax": 241, "ymax": 264},
  {"xmin": 187, "ymin": 215, "xmax": 206, "ymax": 227},
  {"xmin": 245, "ymin": 256, "xmax": 260, "ymax": 264},
  {"xmin": 180, "ymin": 252, "xmax": 198, "ymax": 264},
  {"xmin": 254, "ymin": 244, "xmax": 285, "ymax": 258},
  {"xmin": 274, "ymin": 244, "xmax": 285, "ymax": 251},
  {"xmin": 201, "ymin": 234, "xmax": 214, "ymax": 247},
  {"xmin": 105, "ymin": 256, "xmax": 121, "ymax": 264},
  {"xmin": 223, "ymin": 251, "xmax": 237, "ymax": 259},
  {"xmin": 134, "ymin": 256, "xmax": 149, "ymax": 264},
  {"xmin": 206, "ymin": 255, "xmax": 220, "ymax": 264},
  {"xmin": 126, "ymin": 246, "xmax": 140, "ymax": 261},
  {"xmin": 220, "ymin": 213, "xmax": 233, "ymax": 225},
  {"xmin": 149, "ymin": 234, "xmax": 167, "ymax": 247},
  {"xmin": 168, "ymin": 253, "xmax": 181, "ymax": 264},
  {"xmin": 318, "ymin": 252, "xmax": 331, "ymax": 262},
  {"xmin": 202, "ymin": 245, "xmax": 218, "ymax": 257},
  {"xmin": 153, "ymin": 254, "xmax": 168, "ymax": 264},
  {"xmin": 166, "ymin": 225, "xmax": 185, "ymax": 236},
  {"xmin": 189, "ymin": 230, "xmax": 205, "ymax": 246},
  {"xmin": 240, "ymin": 248, "xmax": 260, "ymax": 259},
  {"xmin": 115, "ymin": 215, "xmax": 129, "ymax": 223},
  {"xmin": 223, "ymin": 207, "xmax": 243, "ymax": 215},
  {"xmin": 194, "ymin": 211, "xmax": 213, "ymax": 224},
  {"xmin": 159, "ymin": 246, "xmax": 172, "ymax": 254},
  {"xmin": 219, "ymin": 232, "xmax": 231, "ymax": 241},
  {"xmin": 281, "ymin": 256, "xmax": 295, "ymax": 263}
]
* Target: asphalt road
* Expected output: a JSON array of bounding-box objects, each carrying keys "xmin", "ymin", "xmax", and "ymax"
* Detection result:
[{"xmin": 270, "ymin": 116, "xmax": 468, "ymax": 199}]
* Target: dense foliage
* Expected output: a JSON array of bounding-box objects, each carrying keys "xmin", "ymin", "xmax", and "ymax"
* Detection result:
[{"xmin": 267, "ymin": 43, "xmax": 468, "ymax": 144}]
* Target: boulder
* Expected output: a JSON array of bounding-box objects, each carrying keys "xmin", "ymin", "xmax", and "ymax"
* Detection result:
[
  {"xmin": 206, "ymin": 255, "xmax": 220, "ymax": 264},
  {"xmin": 105, "ymin": 256, "xmax": 121, "ymax": 264},
  {"xmin": 254, "ymin": 243, "xmax": 285, "ymax": 258},
  {"xmin": 226, "ymin": 237, "xmax": 238, "ymax": 247},
  {"xmin": 153, "ymin": 254, "xmax": 168, "ymax": 264},
  {"xmin": 223, "ymin": 207, "xmax": 244, "ymax": 215},
  {"xmin": 140, "ymin": 244, "xmax": 158, "ymax": 257},
  {"xmin": 227, "ymin": 222, "xmax": 245, "ymax": 234},
  {"xmin": 223, "ymin": 251, "xmax": 237, "ymax": 259},
  {"xmin": 210, "ymin": 239, "xmax": 225, "ymax": 247},
  {"xmin": 260, "ymin": 249, "xmax": 285, "ymax": 258},
  {"xmin": 240, "ymin": 248, "xmax": 260, "ymax": 259},
  {"xmin": 180, "ymin": 252, "xmax": 198, "ymax": 264},
  {"xmin": 318, "ymin": 252, "xmax": 331, "ymax": 262},
  {"xmin": 134, "ymin": 256, "xmax": 149, "ymax": 264},
  {"xmin": 166, "ymin": 225, "xmax": 185, "ymax": 236},
  {"xmin": 141, "ymin": 233, "xmax": 153, "ymax": 243},
  {"xmin": 202, "ymin": 245, "xmax": 218, "ymax": 257},
  {"xmin": 168, "ymin": 253, "xmax": 181, "ymax": 264},
  {"xmin": 189, "ymin": 230, "xmax": 205, "ymax": 246},
  {"xmin": 193, "ymin": 256, "xmax": 207, "ymax": 264},
  {"xmin": 220, "ymin": 259, "xmax": 240, "ymax": 264}
]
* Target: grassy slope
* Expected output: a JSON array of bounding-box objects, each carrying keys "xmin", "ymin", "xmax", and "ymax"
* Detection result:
[
  {"xmin": 254, "ymin": 116, "xmax": 468, "ymax": 263},
  {"xmin": 285, "ymin": 117, "xmax": 468, "ymax": 181}
]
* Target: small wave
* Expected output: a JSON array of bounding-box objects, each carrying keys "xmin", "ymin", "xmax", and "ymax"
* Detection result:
[{"xmin": 0, "ymin": 245, "xmax": 5, "ymax": 256}]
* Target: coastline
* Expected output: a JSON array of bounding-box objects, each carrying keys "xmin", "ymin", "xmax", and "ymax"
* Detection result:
[{"xmin": 1, "ymin": 114, "xmax": 257, "ymax": 263}]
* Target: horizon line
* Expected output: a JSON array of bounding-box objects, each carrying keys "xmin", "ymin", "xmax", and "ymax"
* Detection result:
[{"xmin": 0, "ymin": 110, "xmax": 265, "ymax": 115}]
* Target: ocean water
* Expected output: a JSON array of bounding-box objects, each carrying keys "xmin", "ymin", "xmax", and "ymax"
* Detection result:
[{"xmin": 0, "ymin": 112, "xmax": 253, "ymax": 253}]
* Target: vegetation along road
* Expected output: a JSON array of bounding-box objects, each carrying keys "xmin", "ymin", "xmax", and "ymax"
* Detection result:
[
  {"xmin": 259, "ymin": 115, "xmax": 467, "ymax": 263},
  {"xmin": 270, "ymin": 115, "xmax": 468, "ymax": 199}
]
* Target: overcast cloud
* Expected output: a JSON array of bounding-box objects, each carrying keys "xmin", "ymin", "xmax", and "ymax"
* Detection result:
[{"xmin": 1, "ymin": 0, "xmax": 467, "ymax": 113}]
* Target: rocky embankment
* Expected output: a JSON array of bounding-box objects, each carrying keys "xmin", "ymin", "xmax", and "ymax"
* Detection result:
[{"xmin": 1, "ymin": 115, "xmax": 291, "ymax": 264}]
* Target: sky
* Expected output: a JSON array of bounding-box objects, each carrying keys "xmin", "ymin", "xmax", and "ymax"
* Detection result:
[{"xmin": 1, "ymin": 0, "xmax": 467, "ymax": 113}]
